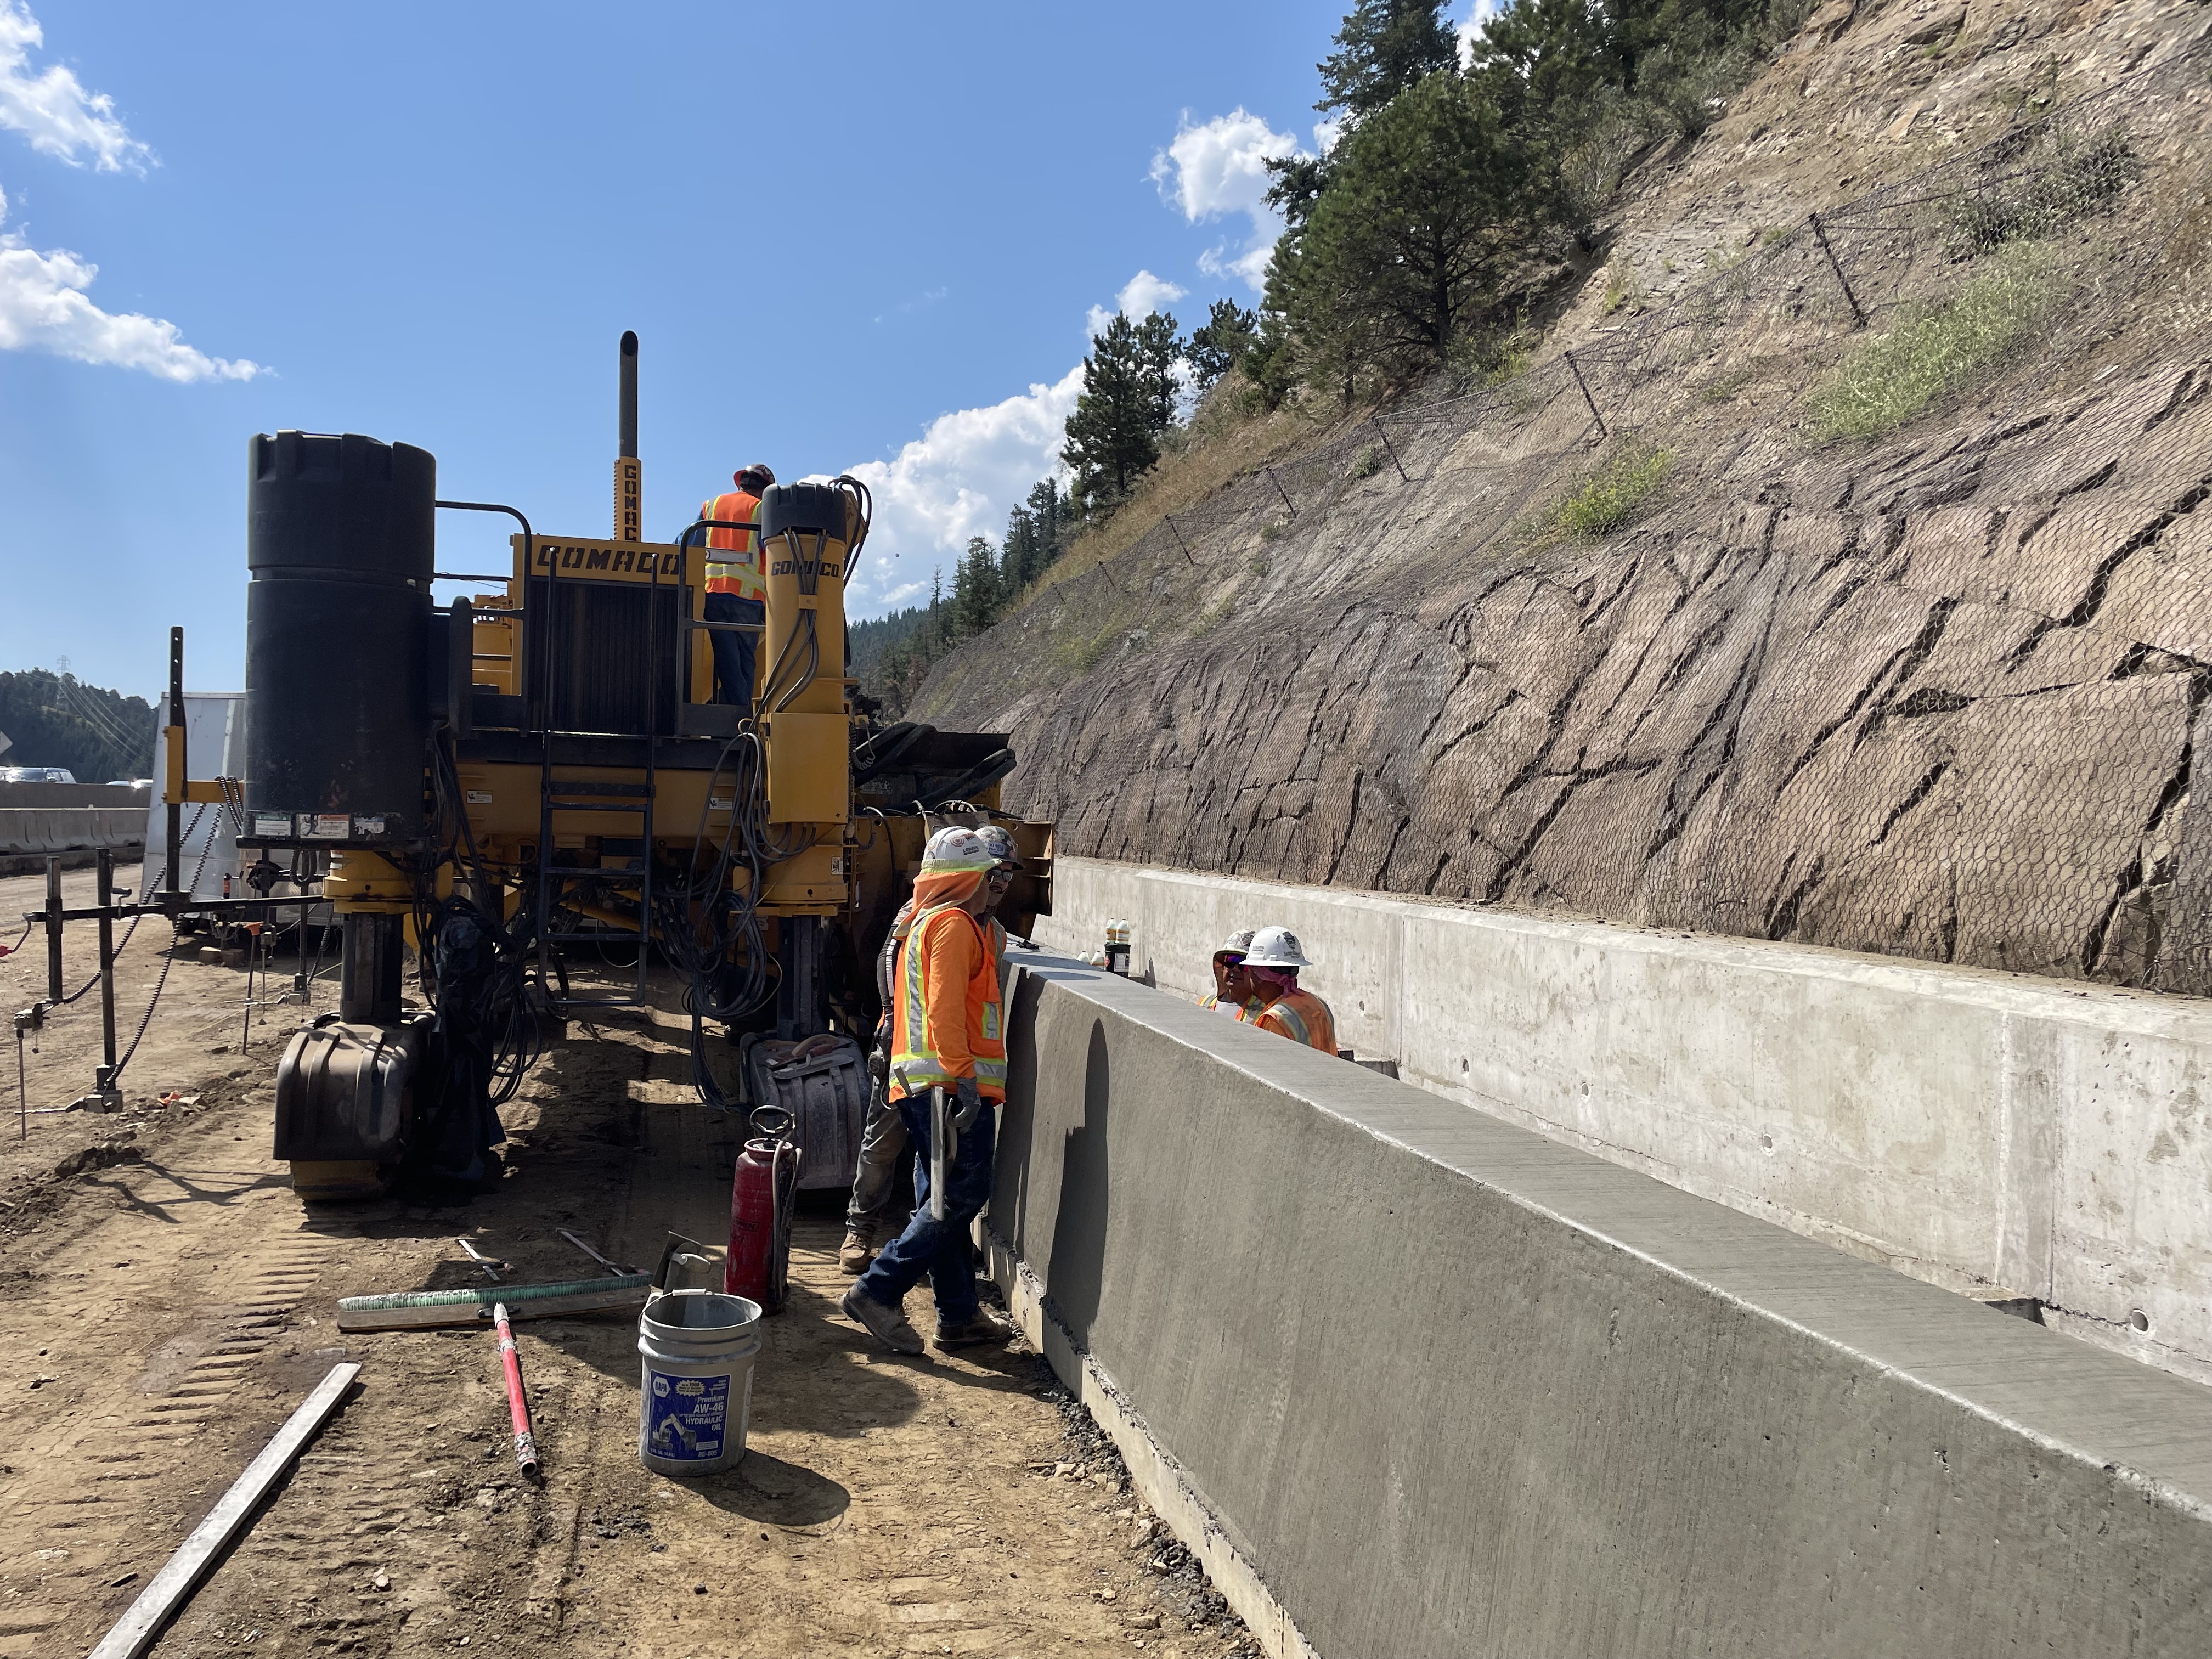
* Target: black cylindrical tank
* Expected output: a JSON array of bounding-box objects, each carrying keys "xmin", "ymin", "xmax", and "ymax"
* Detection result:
[
  {"xmin": 758, "ymin": 480, "xmax": 854, "ymax": 542},
  {"xmin": 245, "ymin": 431, "xmax": 435, "ymax": 844}
]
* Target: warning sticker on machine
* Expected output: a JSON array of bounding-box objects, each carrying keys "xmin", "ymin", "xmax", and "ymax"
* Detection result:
[
  {"xmin": 251, "ymin": 812, "xmax": 291, "ymax": 838},
  {"xmin": 465, "ymin": 791, "xmax": 493, "ymax": 805},
  {"xmin": 642, "ymin": 1370, "xmax": 729, "ymax": 1462},
  {"xmin": 302, "ymin": 814, "xmax": 349, "ymax": 839}
]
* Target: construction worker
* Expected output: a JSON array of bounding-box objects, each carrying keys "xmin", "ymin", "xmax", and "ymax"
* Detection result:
[
  {"xmin": 692, "ymin": 463, "xmax": 775, "ymax": 706},
  {"xmin": 1198, "ymin": 929, "xmax": 1259, "ymax": 1019},
  {"xmin": 840, "ymin": 827, "xmax": 1018, "ymax": 1353},
  {"xmin": 839, "ymin": 823, "xmax": 1022, "ymax": 1274},
  {"xmin": 1239, "ymin": 926, "xmax": 1338, "ymax": 1053}
]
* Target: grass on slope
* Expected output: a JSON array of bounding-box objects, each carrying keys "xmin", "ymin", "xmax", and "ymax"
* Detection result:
[
  {"xmin": 1804, "ymin": 249, "xmax": 2063, "ymax": 442},
  {"xmin": 1026, "ymin": 383, "xmax": 1324, "ymax": 599},
  {"xmin": 1536, "ymin": 441, "xmax": 1674, "ymax": 543}
]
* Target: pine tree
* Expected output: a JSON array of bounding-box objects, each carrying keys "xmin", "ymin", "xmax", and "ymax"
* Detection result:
[
  {"xmin": 1273, "ymin": 70, "xmax": 1545, "ymax": 390},
  {"xmin": 1188, "ymin": 300, "xmax": 1260, "ymax": 390},
  {"xmin": 951, "ymin": 536, "xmax": 1003, "ymax": 635},
  {"xmin": 1316, "ymin": 0, "xmax": 1459, "ymax": 122},
  {"xmin": 1003, "ymin": 506, "xmax": 1041, "ymax": 593},
  {"xmin": 1028, "ymin": 477, "xmax": 1071, "ymax": 572},
  {"xmin": 1004, "ymin": 477, "xmax": 1075, "ymax": 591},
  {"xmin": 1062, "ymin": 312, "xmax": 1184, "ymax": 511}
]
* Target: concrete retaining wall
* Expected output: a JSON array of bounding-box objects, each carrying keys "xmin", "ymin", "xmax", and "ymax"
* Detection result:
[
  {"xmin": 0, "ymin": 807, "xmax": 147, "ymax": 855},
  {"xmin": 990, "ymin": 956, "xmax": 2212, "ymax": 1658},
  {"xmin": 1034, "ymin": 856, "xmax": 2212, "ymax": 1381}
]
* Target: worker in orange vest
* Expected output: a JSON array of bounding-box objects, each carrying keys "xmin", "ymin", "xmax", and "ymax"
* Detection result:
[
  {"xmin": 692, "ymin": 463, "xmax": 774, "ymax": 705},
  {"xmin": 840, "ymin": 823, "xmax": 1022, "ymax": 1275},
  {"xmin": 1240, "ymin": 926, "xmax": 1339, "ymax": 1053},
  {"xmin": 1198, "ymin": 928, "xmax": 1260, "ymax": 1019},
  {"xmin": 841, "ymin": 827, "xmax": 1018, "ymax": 1355}
]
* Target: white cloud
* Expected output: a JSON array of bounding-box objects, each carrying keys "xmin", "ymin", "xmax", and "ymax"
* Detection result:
[
  {"xmin": 1150, "ymin": 108, "xmax": 1296, "ymax": 221},
  {"xmin": 841, "ymin": 364, "xmax": 1083, "ymax": 617},
  {"xmin": 1150, "ymin": 108, "xmax": 1304, "ymax": 295},
  {"xmin": 1117, "ymin": 268, "xmax": 1186, "ymax": 319},
  {"xmin": 1455, "ymin": 2, "xmax": 1499, "ymax": 68},
  {"xmin": 0, "ymin": 1, "xmax": 150, "ymax": 170},
  {"xmin": 0, "ymin": 185, "xmax": 259, "ymax": 381},
  {"xmin": 1085, "ymin": 268, "xmax": 1187, "ymax": 340},
  {"xmin": 1312, "ymin": 117, "xmax": 1344, "ymax": 156},
  {"xmin": 1198, "ymin": 241, "xmax": 1272, "ymax": 290}
]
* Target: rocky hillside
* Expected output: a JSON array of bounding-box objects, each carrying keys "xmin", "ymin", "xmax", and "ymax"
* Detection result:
[{"xmin": 918, "ymin": 0, "xmax": 2212, "ymax": 992}]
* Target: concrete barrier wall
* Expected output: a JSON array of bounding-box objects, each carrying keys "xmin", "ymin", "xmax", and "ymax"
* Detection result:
[
  {"xmin": 991, "ymin": 956, "xmax": 2212, "ymax": 1658},
  {"xmin": 0, "ymin": 782, "xmax": 150, "ymax": 808},
  {"xmin": 1034, "ymin": 856, "xmax": 2212, "ymax": 1381},
  {"xmin": 0, "ymin": 807, "xmax": 148, "ymax": 855}
]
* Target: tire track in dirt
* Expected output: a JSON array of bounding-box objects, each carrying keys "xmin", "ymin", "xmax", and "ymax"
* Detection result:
[{"xmin": 0, "ymin": 1104, "xmax": 351, "ymax": 1658}]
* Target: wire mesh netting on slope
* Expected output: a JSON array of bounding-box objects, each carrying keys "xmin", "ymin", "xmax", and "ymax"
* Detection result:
[{"xmin": 928, "ymin": 38, "xmax": 2212, "ymax": 995}]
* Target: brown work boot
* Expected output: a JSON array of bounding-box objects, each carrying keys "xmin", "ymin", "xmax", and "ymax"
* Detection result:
[
  {"xmin": 934, "ymin": 1307, "xmax": 1018, "ymax": 1349},
  {"xmin": 838, "ymin": 1231, "xmax": 874, "ymax": 1274},
  {"xmin": 840, "ymin": 1284, "xmax": 923, "ymax": 1355}
]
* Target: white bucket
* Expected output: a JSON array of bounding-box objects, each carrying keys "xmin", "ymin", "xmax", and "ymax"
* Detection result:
[{"xmin": 636, "ymin": 1289, "xmax": 761, "ymax": 1477}]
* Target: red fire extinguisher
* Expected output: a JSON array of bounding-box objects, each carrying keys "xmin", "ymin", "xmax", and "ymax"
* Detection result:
[{"xmin": 726, "ymin": 1105, "xmax": 798, "ymax": 1312}]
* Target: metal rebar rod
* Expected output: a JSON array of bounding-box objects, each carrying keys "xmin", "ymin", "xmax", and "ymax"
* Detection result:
[
  {"xmin": 1807, "ymin": 211, "xmax": 1870, "ymax": 329},
  {"xmin": 43, "ymin": 857, "xmax": 62, "ymax": 1003},
  {"xmin": 1265, "ymin": 467, "xmax": 1297, "ymax": 518},
  {"xmin": 166, "ymin": 628, "xmax": 185, "ymax": 900},
  {"xmin": 96, "ymin": 850, "xmax": 117, "ymax": 1087},
  {"xmin": 1165, "ymin": 516, "xmax": 1196, "ymax": 565},
  {"xmin": 1372, "ymin": 417, "xmax": 1412, "ymax": 483},
  {"xmin": 240, "ymin": 929, "xmax": 255, "ymax": 1054},
  {"xmin": 1563, "ymin": 350, "xmax": 1610, "ymax": 440}
]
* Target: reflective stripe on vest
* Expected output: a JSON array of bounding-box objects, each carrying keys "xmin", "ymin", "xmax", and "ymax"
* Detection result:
[
  {"xmin": 893, "ymin": 902, "xmax": 1007, "ymax": 1095},
  {"xmin": 701, "ymin": 490, "xmax": 765, "ymax": 600},
  {"xmin": 1258, "ymin": 988, "xmax": 1335, "ymax": 1052}
]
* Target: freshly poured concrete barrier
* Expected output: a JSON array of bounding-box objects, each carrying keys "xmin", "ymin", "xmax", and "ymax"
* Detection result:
[
  {"xmin": 1037, "ymin": 856, "xmax": 2212, "ymax": 1382},
  {"xmin": 992, "ymin": 953, "xmax": 2212, "ymax": 1658}
]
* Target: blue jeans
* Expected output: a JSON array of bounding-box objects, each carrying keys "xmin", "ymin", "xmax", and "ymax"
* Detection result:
[
  {"xmin": 854, "ymin": 1094, "xmax": 996, "ymax": 1324},
  {"xmin": 706, "ymin": 593, "xmax": 764, "ymax": 707}
]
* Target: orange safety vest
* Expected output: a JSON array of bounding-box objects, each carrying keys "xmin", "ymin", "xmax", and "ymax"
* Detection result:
[
  {"xmin": 1255, "ymin": 987, "xmax": 1337, "ymax": 1053},
  {"xmin": 700, "ymin": 489, "xmax": 765, "ymax": 601},
  {"xmin": 890, "ymin": 902, "xmax": 1006, "ymax": 1102}
]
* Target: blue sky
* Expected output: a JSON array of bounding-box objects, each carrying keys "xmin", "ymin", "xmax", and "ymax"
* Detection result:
[{"xmin": 0, "ymin": 0, "xmax": 1496, "ymax": 699}]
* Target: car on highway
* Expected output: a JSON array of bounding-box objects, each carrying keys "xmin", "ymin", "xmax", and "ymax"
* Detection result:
[{"xmin": 0, "ymin": 766, "xmax": 77, "ymax": 783}]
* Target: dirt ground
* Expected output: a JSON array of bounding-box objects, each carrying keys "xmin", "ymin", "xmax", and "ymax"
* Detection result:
[{"xmin": 0, "ymin": 863, "xmax": 1252, "ymax": 1657}]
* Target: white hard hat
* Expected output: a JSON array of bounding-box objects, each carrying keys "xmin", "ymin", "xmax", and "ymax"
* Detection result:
[
  {"xmin": 975, "ymin": 823, "xmax": 1024, "ymax": 869},
  {"xmin": 921, "ymin": 826, "xmax": 994, "ymax": 873},
  {"xmin": 1214, "ymin": 929, "xmax": 1255, "ymax": 958},
  {"xmin": 1242, "ymin": 926, "xmax": 1311, "ymax": 969}
]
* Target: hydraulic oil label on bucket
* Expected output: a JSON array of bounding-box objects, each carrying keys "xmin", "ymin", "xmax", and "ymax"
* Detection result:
[{"xmin": 643, "ymin": 1368, "xmax": 729, "ymax": 1462}]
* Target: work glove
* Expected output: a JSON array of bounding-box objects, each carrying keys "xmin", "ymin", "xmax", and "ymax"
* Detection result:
[{"xmin": 950, "ymin": 1076, "xmax": 984, "ymax": 1133}]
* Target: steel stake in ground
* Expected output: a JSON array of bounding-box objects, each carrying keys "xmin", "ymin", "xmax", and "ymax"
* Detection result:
[{"xmin": 493, "ymin": 1301, "xmax": 541, "ymax": 1479}]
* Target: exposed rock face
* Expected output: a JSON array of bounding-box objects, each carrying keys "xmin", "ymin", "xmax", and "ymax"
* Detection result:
[
  {"xmin": 914, "ymin": 1, "xmax": 2212, "ymax": 993},
  {"xmin": 922, "ymin": 363, "xmax": 2212, "ymax": 992}
]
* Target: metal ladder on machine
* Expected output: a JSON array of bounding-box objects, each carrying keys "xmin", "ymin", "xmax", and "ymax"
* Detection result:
[{"xmin": 530, "ymin": 540, "xmax": 664, "ymax": 1015}]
